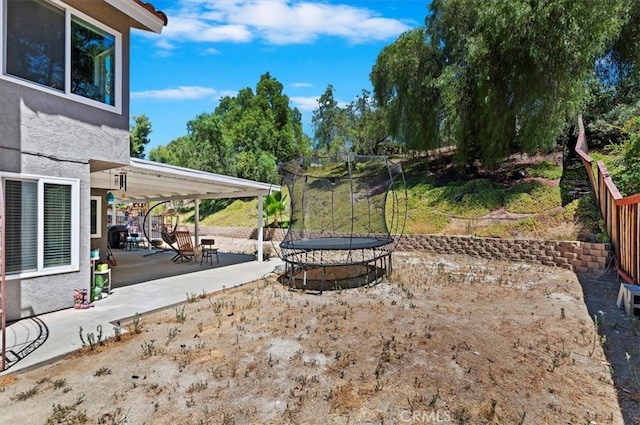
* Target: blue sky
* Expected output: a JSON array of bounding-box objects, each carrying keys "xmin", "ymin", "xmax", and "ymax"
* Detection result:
[{"xmin": 129, "ymin": 1, "xmax": 429, "ymax": 154}]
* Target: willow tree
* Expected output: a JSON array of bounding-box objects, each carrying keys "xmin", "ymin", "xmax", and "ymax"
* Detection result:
[
  {"xmin": 371, "ymin": 28, "xmax": 445, "ymax": 153},
  {"xmin": 586, "ymin": 0, "xmax": 640, "ymax": 147},
  {"xmin": 372, "ymin": 0, "xmax": 628, "ymax": 169}
]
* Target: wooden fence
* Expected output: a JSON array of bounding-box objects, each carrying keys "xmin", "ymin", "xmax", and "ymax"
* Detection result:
[{"xmin": 575, "ymin": 115, "xmax": 640, "ymax": 284}]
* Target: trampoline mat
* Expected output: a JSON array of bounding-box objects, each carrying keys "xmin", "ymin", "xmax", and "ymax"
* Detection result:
[{"xmin": 280, "ymin": 236, "xmax": 393, "ymax": 251}]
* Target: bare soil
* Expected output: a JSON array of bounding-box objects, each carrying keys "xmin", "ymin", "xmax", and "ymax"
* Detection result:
[{"xmin": 1, "ymin": 251, "xmax": 639, "ymax": 425}]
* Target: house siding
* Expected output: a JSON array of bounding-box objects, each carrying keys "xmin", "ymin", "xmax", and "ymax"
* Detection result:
[
  {"xmin": 2, "ymin": 158, "xmax": 87, "ymax": 320},
  {"xmin": 0, "ymin": 0, "xmax": 136, "ymax": 320}
]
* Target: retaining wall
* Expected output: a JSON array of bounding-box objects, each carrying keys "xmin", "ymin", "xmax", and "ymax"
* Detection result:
[
  {"xmin": 199, "ymin": 226, "xmax": 612, "ymax": 273},
  {"xmin": 397, "ymin": 234, "xmax": 611, "ymax": 273}
]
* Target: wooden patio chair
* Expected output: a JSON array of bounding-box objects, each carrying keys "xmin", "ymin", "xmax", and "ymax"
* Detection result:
[{"xmin": 172, "ymin": 230, "xmax": 202, "ymax": 263}]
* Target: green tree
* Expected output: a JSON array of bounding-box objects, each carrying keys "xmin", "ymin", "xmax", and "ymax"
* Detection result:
[
  {"xmin": 371, "ymin": 28, "xmax": 444, "ymax": 154},
  {"xmin": 214, "ymin": 72, "xmax": 310, "ymax": 182},
  {"xmin": 148, "ymin": 135, "xmax": 195, "ymax": 166},
  {"xmin": 604, "ymin": 0, "xmax": 640, "ymax": 104},
  {"xmin": 130, "ymin": 114, "xmax": 152, "ymax": 159},
  {"xmin": 345, "ymin": 89, "xmax": 394, "ymax": 155},
  {"xmin": 151, "ymin": 73, "xmax": 309, "ymax": 184},
  {"xmin": 584, "ymin": 0, "xmax": 640, "ymax": 147},
  {"xmin": 186, "ymin": 112, "xmax": 235, "ymax": 176},
  {"xmin": 148, "ymin": 144, "xmax": 176, "ymax": 164},
  {"xmin": 312, "ymin": 85, "xmax": 348, "ymax": 154},
  {"xmin": 146, "ymin": 73, "xmax": 307, "ymax": 220},
  {"xmin": 612, "ymin": 115, "xmax": 640, "ymax": 196},
  {"xmin": 372, "ymin": 1, "xmax": 628, "ymax": 169}
]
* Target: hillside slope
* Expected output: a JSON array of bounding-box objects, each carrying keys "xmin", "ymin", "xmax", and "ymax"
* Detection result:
[{"xmin": 193, "ymin": 150, "xmax": 600, "ymax": 242}]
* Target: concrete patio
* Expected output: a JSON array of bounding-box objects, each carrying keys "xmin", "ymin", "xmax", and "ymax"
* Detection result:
[{"xmin": 1, "ymin": 249, "xmax": 283, "ymax": 375}]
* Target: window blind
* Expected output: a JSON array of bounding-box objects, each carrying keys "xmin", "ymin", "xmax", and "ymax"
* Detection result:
[
  {"xmin": 44, "ymin": 183, "xmax": 71, "ymax": 268},
  {"xmin": 4, "ymin": 180, "xmax": 38, "ymax": 273}
]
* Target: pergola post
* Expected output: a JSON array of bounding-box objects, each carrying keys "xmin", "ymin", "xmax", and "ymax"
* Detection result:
[
  {"xmin": 257, "ymin": 194, "xmax": 264, "ymax": 262},
  {"xmin": 194, "ymin": 198, "xmax": 200, "ymax": 244}
]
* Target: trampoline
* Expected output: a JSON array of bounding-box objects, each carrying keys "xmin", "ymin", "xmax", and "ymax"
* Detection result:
[{"xmin": 277, "ymin": 154, "xmax": 406, "ymax": 292}]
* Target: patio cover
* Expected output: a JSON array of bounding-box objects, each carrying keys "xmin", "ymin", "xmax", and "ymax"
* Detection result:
[
  {"xmin": 91, "ymin": 158, "xmax": 278, "ymax": 203},
  {"xmin": 90, "ymin": 158, "xmax": 279, "ymax": 260}
]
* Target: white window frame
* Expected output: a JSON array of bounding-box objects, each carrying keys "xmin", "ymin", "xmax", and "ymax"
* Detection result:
[
  {"xmin": 90, "ymin": 195, "xmax": 102, "ymax": 238},
  {"xmin": 1, "ymin": 172, "xmax": 80, "ymax": 280},
  {"xmin": 0, "ymin": 0, "xmax": 123, "ymax": 114}
]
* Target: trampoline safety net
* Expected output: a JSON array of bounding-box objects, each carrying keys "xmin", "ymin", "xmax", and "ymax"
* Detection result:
[{"xmin": 277, "ymin": 154, "xmax": 406, "ymax": 271}]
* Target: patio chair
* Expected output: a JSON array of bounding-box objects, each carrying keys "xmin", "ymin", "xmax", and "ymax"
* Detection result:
[
  {"xmin": 200, "ymin": 238, "xmax": 219, "ymax": 265},
  {"xmin": 172, "ymin": 230, "xmax": 202, "ymax": 263}
]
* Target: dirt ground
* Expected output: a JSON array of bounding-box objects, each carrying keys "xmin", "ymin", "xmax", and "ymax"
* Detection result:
[{"xmin": 1, "ymin": 251, "xmax": 639, "ymax": 425}]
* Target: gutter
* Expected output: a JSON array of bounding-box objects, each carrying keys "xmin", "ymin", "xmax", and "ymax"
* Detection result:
[{"xmin": 105, "ymin": 0, "xmax": 167, "ymax": 33}]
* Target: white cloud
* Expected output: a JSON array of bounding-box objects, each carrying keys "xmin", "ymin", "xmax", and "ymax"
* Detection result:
[
  {"xmin": 152, "ymin": 38, "xmax": 176, "ymax": 57},
  {"xmin": 291, "ymin": 94, "xmax": 350, "ymax": 111},
  {"xmin": 290, "ymin": 96, "xmax": 319, "ymax": 111},
  {"xmin": 152, "ymin": 1, "xmax": 411, "ymax": 48},
  {"xmin": 154, "ymin": 39, "xmax": 175, "ymax": 51},
  {"xmin": 131, "ymin": 86, "xmax": 219, "ymax": 101},
  {"xmin": 161, "ymin": 16, "xmax": 252, "ymax": 43},
  {"xmin": 201, "ymin": 47, "xmax": 221, "ymax": 55},
  {"xmin": 291, "ymin": 82, "xmax": 313, "ymax": 88}
]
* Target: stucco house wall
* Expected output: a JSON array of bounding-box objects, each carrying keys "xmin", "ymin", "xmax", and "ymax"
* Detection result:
[{"xmin": 0, "ymin": 0, "xmax": 164, "ymax": 321}]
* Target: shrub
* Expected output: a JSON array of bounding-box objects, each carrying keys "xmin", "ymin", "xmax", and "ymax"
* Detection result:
[
  {"xmin": 610, "ymin": 116, "xmax": 640, "ymax": 196},
  {"xmin": 505, "ymin": 182, "xmax": 560, "ymax": 214},
  {"xmin": 525, "ymin": 160, "xmax": 562, "ymax": 180}
]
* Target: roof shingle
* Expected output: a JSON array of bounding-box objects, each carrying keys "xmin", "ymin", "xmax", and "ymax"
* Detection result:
[{"xmin": 133, "ymin": 0, "xmax": 167, "ymax": 26}]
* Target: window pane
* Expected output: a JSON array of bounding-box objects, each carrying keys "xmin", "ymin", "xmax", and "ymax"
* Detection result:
[
  {"xmin": 5, "ymin": 0, "xmax": 65, "ymax": 91},
  {"xmin": 71, "ymin": 17, "xmax": 116, "ymax": 106},
  {"xmin": 44, "ymin": 183, "xmax": 72, "ymax": 268},
  {"xmin": 4, "ymin": 180, "xmax": 38, "ymax": 273}
]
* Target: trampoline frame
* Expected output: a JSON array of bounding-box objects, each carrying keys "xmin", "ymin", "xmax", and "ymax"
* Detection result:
[{"xmin": 280, "ymin": 236, "xmax": 394, "ymax": 293}]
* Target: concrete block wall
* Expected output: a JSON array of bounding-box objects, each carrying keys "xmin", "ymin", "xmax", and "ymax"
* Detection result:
[
  {"xmin": 201, "ymin": 227, "xmax": 612, "ymax": 273},
  {"xmin": 396, "ymin": 235, "xmax": 612, "ymax": 273}
]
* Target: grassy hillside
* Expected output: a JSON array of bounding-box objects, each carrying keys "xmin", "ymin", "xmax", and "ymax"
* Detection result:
[{"xmin": 183, "ymin": 151, "xmax": 602, "ymax": 242}]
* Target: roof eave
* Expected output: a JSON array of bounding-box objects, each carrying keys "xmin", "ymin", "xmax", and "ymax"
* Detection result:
[{"xmin": 105, "ymin": 0, "xmax": 167, "ymax": 33}]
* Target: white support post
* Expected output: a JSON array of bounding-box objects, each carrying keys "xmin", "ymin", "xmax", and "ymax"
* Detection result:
[
  {"xmin": 257, "ymin": 194, "xmax": 264, "ymax": 262},
  {"xmin": 194, "ymin": 198, "xmax": 200, "ymax": 245}
]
